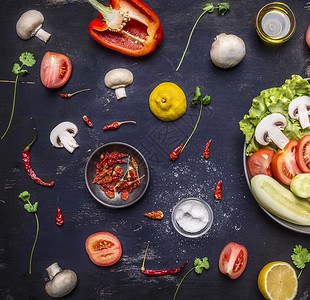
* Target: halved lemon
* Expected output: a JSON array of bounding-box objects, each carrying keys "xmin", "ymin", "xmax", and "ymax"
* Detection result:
[{"xmin": 258, "ymin": 261, "xmax": 298, "ymax": 300}]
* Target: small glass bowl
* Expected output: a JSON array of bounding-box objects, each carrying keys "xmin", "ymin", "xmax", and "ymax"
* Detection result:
[
  {"xmin": 171, "ymin": 197, "xmax": 213, "ymax": 238},
  {"xmin": 255, "ymin": 2, "xmax": 296, "ymax": 44}
]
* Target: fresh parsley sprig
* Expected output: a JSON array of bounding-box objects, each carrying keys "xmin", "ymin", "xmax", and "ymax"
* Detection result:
[
  {"xmin": 1, "ymin": 52, "xmax": 36, "ymax": 140},
  {"xmin": 180, "ymin": 87, "xmax": 211, "ymax": 154},
  {"xmin": 173, "ymin": 257, "xmax": 210, "ymax": 300},
  {"xmin": 176, "ymin": 1, "xmax": 230, "ymax": 71},
  {"xmin": 291, "ymin": 245, "xmax": 310, "ymax": 279},
  {"xmin": 19, "ymin": 191, "xmax": 39, "ymax": 275}
]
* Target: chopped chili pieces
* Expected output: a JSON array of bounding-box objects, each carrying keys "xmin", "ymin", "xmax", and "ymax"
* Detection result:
[
  {"xmin": 170, "ymin": 144, "xmax": 183, "ymax": 161},
  {"xmin": 56, "ymin": 207, "xmax": 64, "ymax": 226},
  {"xmin": 22, "ymin": 129, "xmax": 54, "ymax": 187},
  {"xmin": 214, "ymin": 180, "xmax": 222, "ymax": 200},
  {"xmin": 144, "ymin": 211, "xmax": 163, "ymax": 220},
  {"xmin": 83, "ymin": 115, "xmax": 93, "ymax": 127},
  {"xmin": 141, "ymin": 241, "xmax": 189, "ymax": 276},
  {"xmin": 203, "ymin": 139, "xmax": 212, "ymax": 159}
]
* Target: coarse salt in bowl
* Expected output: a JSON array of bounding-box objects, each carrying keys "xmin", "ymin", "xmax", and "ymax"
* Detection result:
[{"xmin": 171, "ymin": 197, "xmax": 213, "ymax": 238}]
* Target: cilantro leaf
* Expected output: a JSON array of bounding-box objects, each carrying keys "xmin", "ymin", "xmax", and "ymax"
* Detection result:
[
  {"xmin": 202, "ymin": 1, "xmax": 215, "ymax": 13},
  {"xmin": 218, "ymin": 2, "xmax": 230, "ymax": 15},
  {"xmin": 19, "ymin": 52, "xmax": 36, "ymax": 67},
  {"xmin": 292, "ymin": 245, "xmax": 310, "ymax": 270},
  {"xmin": 202, "ymin": 94, "xmax": 211, "ymax": 105},
  {"xmin": 24, "ymin": 202, "xmax": 38, "ymax": 213},
  {"xmin": 194, "ymin": 257, "xmax": 210, "ymax": 274},
  {"xmin": 191, "ymin": 86, "xmax": 211, "ymax": 106},
  {"xmin": 19, "ymin": 191, "xmax": 31, "ymax": 202}
]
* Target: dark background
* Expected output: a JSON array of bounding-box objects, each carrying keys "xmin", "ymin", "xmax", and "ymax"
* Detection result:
[{"xmin": 1, "ymin": 0, "xmax": 310, "ymax": 299}]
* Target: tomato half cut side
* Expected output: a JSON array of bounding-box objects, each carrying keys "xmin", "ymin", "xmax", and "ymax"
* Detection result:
[
  {"xmin": 219, "ymin": 242, "xmax": 248, "ymax": 279},
  {"xmin": 271, "ymin": 140, "xmax": 302, "ymax": 185},
  {"xmin": 296, "ymin": 135, "xmax": 310, "ymax": 173},
  {"xmin": 247, "ymin": 149, "xmax": 275, "ymax": 177},
  {"xmin": 306, "ymin": 25, "xmax": 310, "ymax": 47},
  {"xmin": 85, "ymin": 232, "xmax": 122, "ymax": 267},
  {"xmin": 40, "ymin": 52, "xmax": 72, "ymax": 89}
]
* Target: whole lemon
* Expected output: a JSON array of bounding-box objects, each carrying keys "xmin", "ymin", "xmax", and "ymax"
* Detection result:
[{"xmin": 149, "ymin": 82, "xmax": 187, "ymax": 121}]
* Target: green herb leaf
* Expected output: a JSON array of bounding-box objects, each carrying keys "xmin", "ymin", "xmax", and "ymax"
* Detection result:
[
  {"xmin": 191, "ymin": 86, "xmax": 211, "ymax": 105},
  {"xmin": 19, "ymin": 191, "xmax": 31, "ymax": 202},
  {"xmin": 19, "ymin": 52, "xmax": 36, "ymax": 67},
  {"xmin": 194, "ymin": 257, "xmax": 210, "ymax": 274},
  {"xmin": 24, "ymin": 202, "xmax": 39, "ymax": 213},
  {"xmin": 291, "ymin": 245, "xmax": 310, "ymax": 270},
  {"xmin": 202, "ymin": 94, "xmax": 211, "ymax": 105},
  {"xmin": 202, "ymin": 1, "xmax": 215, "ymax": 12},
  {"xmin": 12, "ymin": 62, "xmax": 28, "ymax": 76},
  {"xmin": 218, "ymin": 2, "xmax": 230, "ymax": 15}
]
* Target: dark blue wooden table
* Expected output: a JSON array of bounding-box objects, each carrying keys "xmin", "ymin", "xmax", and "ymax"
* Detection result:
[{"xmin": 1, "ymin": 0, "xmax": 310, "ymax": 299}]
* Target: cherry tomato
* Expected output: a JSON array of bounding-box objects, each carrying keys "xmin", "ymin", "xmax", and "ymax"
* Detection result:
[
  {"xmin": 40, "ymin": 52, "xmax": 72, "ymax": 89},
  {"xmin": 85, "ymin": 232, "xmax": 122, "ymax": 266},
  {"xmin": 306, "ymin": 25, "xmax": 310, "ymax": 47},
  {"xmin": 219, "ymin": 242, "xmax": 248, "ymax": 279},
  {"xmin": 247, "ymin": 149, "xmax": 275, "ymax": 177},
  {"xmin": 296, "ymin": 135, "xmax": 310, "ymax": 173},
  {"xmin": 271, "ymin": 140, "xmax": 302, "ymax": 185}
]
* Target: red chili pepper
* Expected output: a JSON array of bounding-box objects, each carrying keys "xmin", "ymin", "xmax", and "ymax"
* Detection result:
[
  {"xmin": 88, "ymin": 0, "xmax": 163, "ymax": 57},
  {"xmin": 215, "ymin": 180, "xmax": 222, "ymax": 200},
  {"xmin": 141, "ymin": 241, "xmax": 189, "ymax": 276},
  {"xmin": 22, "ymin": 129, "xmax": 54, "ymax": 187},
  {"xmin": 169, "ymin": 144, "xmax": 183, "ymax": 161},
  {"xmin": 83, "ymin": 115, "xmax": 93, "ymax": 127},
  {"xmin": 56, "ymin": 206, "xmax": 64, "ymax": 226},
  {"xmin": 103, "ymin": 120, "xmax": 136, "ymax": 130},
  {"xmin": 203, "ymin": 139, "xmax": 212, "ymax": 159}
]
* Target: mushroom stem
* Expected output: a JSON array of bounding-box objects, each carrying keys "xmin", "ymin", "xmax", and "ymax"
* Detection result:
[
  {"xmin": 115, "ymin": 87, "xmax": 126, "ymax": 100},
  {"xmin": 59, "ymin": 131, "xmax": 79, "ymax": 153},
  {"xmin": 35, "ymin": 28, "xmax": 51, "ymax": 43},
  {"xmin": 46, "ymin": 262, "xmax": 62, "ymax": 280},
  {"xmin": 298, "ymin": 104, "xmax": 310, "ymax": 129},
  {"xmin": 267, "ymin": 124, "xmax": 290, "ymax": 149}
]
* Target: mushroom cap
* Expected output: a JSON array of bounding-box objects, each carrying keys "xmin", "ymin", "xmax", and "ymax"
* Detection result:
[
  {"xmin": 104, "ymin": 68, "xmax": 133, "ymax": 89},
  {"xmin": 255, "ymin": 113, "xmax": 287, "ymax": 145},
  {"xmin": 16, "ymin": 10, "xmax": 44, "ymax": 40},
  {"xmin": 50, "ymin": 122, "xmax": 78, "ymax": 148},
  {"xmin": 288, "ymin": 96, "xmax": 310, "ymax": 118}
]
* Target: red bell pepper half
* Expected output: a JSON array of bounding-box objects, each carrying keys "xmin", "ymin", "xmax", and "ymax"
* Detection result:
[{"xmin": 88, "ymin": 0, "xmax": 163, "ymax": 56}]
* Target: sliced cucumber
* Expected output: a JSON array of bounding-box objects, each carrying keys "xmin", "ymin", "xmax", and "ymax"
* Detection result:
[
  {"xmin": 290, "ymin": 174, "xmax": 310, "ymax": 198},
  {"xmin": 251, "ymin": 174, "xmax": 310, "ymax": 226}
]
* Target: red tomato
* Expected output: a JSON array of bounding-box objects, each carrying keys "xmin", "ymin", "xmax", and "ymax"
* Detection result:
[
  {"xmin": 85, "ymin": 232, "xmax": 122, "ymax": 266},
  {"xmin": 40, "ymin": 52, "xmax": 72, "ymax": 89},
  {"xmin": 219, "ymin": 242, "xmax": 248, "ymax": 279},
  {"xmin": 306, "ymin": 25, "xmax": 310, "ymax": 47},
  {"xmin": 247, "ymin": 149, "xmax": 275, "ymax": 177},
  {"xmin": 271, "ymin": 140, "xmax": 302, "ymax": 185},
  {"xmin": 296, "ymin": 135, "xmax": 310, "ymax": 173}
]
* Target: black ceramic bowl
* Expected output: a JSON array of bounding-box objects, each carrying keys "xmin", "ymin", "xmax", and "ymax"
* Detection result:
[{"xmin": 85, "ymin": 142, "xmax": 150, "ymax": 208}]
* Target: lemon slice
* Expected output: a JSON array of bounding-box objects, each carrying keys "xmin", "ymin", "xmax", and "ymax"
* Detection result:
[
  {"xmin": 290, "ymin": 173, "xmax": 310, "ymax": 198},
  {"xmin": 258, "ymin": 261, "xmax": 298, "ymax": 300}
]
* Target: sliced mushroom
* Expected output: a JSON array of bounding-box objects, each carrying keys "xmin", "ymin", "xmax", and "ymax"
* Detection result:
[
  {"xmin": 255, "ymin": 113, "xmax": 289, "ymax": 149},
  {"xmin": 288, "ymin": 96, "xmax": 310, "ymax": 129},
  {"xmin": 104, "ymin": 68, "xmax": 133, "ymax": 100},
  {"xmin": 45, "ymin": 262, "xmax": 77, "ymax": 298},
  {"xmin": 50, "ymin": 122, "xmax": 79, "ymax": 153},
  {"xmin": 16, "ymin": 10, "xmax": 51, "ymax": 43}
]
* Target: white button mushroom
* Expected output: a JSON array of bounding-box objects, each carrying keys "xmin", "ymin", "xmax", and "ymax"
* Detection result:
[
  {"xmin": 210, "ymin": 33, "xmax": 246, "ymax": 68},
  {"xmin": 45, "ymin": 262, "xmax": 77, "ymax": 298},
  {"xmin": 16, "ymin": 10, "xmax": 51, "ymax": 43},
  {"xmin": 255, "ymin": 113, "xmax": 289, "ymax": 149},
  {"xmin": 50, "ymin": 122, "xmax": 79, "ymax": 153},
  {"xmin": 104, "ymin": 68, "xmax": 133, "ymax": 100},
  {"xmin": 288, "ymin": 96, "xmax": 310, "ymax": 129}
]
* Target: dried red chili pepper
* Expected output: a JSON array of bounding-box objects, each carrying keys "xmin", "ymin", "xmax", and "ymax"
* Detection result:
[
  {"xmin": 169, "ymin": 144, "xmax": 183, "ymax": 161},
  {"xmin": 144, "ymin": 211, "xmax": 163, "ymax": 220},
  {"xmin": 58, "ymin": 88, "xmax": 90, "ymax": 98},
  {"xmin": 203, "ymin": 139, "xmax": 212, "ymax": 159},
  {"xmin": 88, "ymin": 0, "xmax": 163, "ymax": 57},
  {"xmin": 83, "ymin": 115, "xmax": 93, "ymax": 127},
  {"xmin": 141, "ymin": 241, "xmax": 189, "ymax": 276},
  {"xmin": 56, "ymin": 207, "xmax": 64, "ymax": 226},
  {"xmin": 214, "ymin": 180, "xmax": 222, "ymax": 200},
  {"xmin": 103, "ymin": 121, "xmax": 136, "ymax": 130},
  {"xmin": 22, "ymin": 129, "xmax": 54, "ymax": 187}
]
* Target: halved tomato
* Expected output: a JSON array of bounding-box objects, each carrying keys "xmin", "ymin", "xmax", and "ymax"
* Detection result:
[
  {"xmin": 40, "ymin": 52, "xmax": 72, "ymax": 89},
  {"xmin": 85, "ymin": 232, "xmax": 122, "ymax": 266},
  {"xmin": 296, "ymin": 135, "xmax": 310, "ymax": 173},
  {"xmin": 306, "ymin": 25, "xmax": 310, "ymax": 47},
  {"xmin": 219, "ymin": 242, "xmax": 248, "ymax": 279},
  {"xmin": 271, "ymin": 140, "xmax": 302, "ymax": 185},
  {"xmin": 247, "ymin": 149, "xmax": 275, "ymax": 177}
]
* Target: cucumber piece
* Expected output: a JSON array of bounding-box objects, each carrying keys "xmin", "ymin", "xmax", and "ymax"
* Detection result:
[
  {"xmin": 251, "ymin": 174, "xmax": 310, "ymax": 225},
  {"xmin": 290, "ymin": 174, "xmax": 310, "ymax": 198}
]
